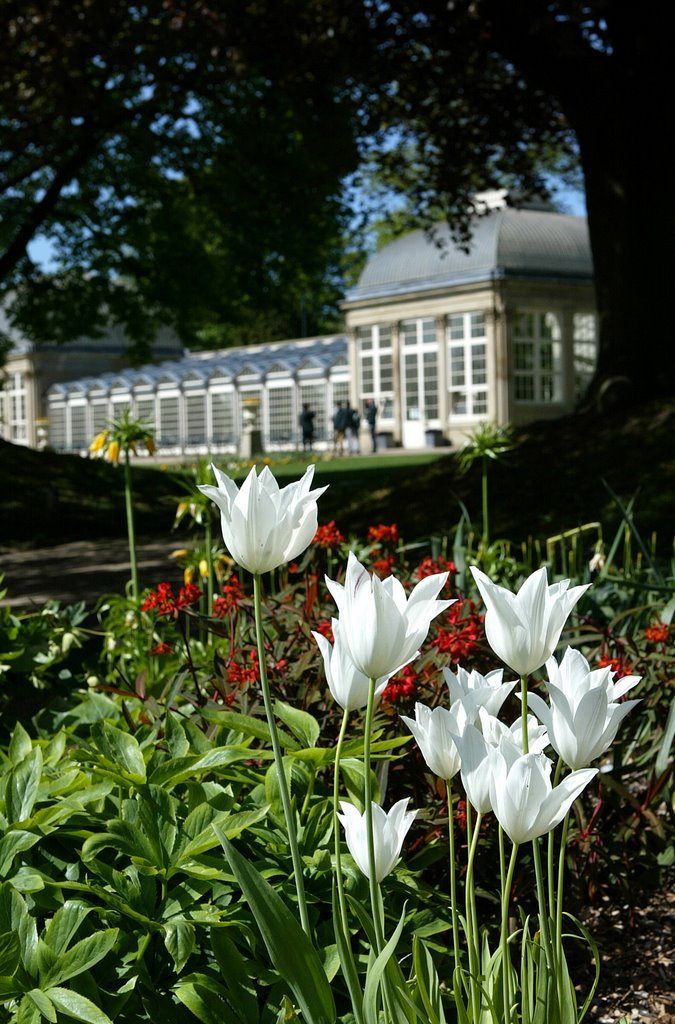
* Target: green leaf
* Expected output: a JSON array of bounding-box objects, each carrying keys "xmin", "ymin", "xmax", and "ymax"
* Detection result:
[
  {"xmin": 41, "ymin": 929, "xmax": 118, "ymax": 988},
  {"xmin": 0, "ymin": 882, "xmax": 39, "ymax": 975},
  {"xmin": 26, "ymin": 989, "xmax": 57, "ymax": 1023},
  {"xmin": 6, "ymin": 748, "xmax": 43, "ymax": 824},
  {"xmin": 90, "ymin": 722, "xmax": 147, "ymax": 781},
  {"xmin": 412, "ymin": 935, "xmax": 446, "ymax": 1024},
  {"xmin": 43, "ymin": 902, "xmax": 93, "ymax": 956},
  {"xmin": 215, "ymin": 829, "xmax": 335, "ymax": 1024},
  {"xmin": 8, "ymin": 723, "xmax": 33, "ymax": 766},
  {"xmin": 0, "ymin": 830, "xmax": 40, "ymax": 876},
  {"xmin": 210, "ymin": 930, "xmax": 259, "ymax": 1023},
  {"xmin": 0, "ymin": 931, "xmax": 20, "ymax": 975},
  {"xmin": 17, "ymin": 995, "xmax": 41, "ymax": 1024},
  {"xmin": 363, "ymin": 905, "xmax": 409, "ymax": 1024},
  {"xmin": 163, "ymin": 920, "xmax": 196, "ymax": 973},
  {"xmin": 137, "ymin": 785, "xmax": 177, "ymax": 867},
  {"xmin": 176, "ymin": 806, "xmax": 269, "ymax": 864},
  {"xmin": 274, "ymin": 701, "xmax": 320, "ymax": 749},
  {"xmin": 202, "ymin": 708, "xmax": 300, "ymax": 750},
  {"xmin": 656, "ymin": 695, "xmax": 675, "ymax": 777},
  {"xmin": 174, "ymin": 974, "xmax": 245, "ymax": 1024},
  {"xmin": 48, "ymin": 987, "xmax": 115, "ymax": 1024}
]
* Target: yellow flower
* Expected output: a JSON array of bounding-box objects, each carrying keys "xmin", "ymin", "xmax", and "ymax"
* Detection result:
[
  {"xmin": 105, "ymin": 440, "xmax": 121, "ymax": 464},
  {"xmin": 89, "ymin": 430, "xmax": 109, "ymax": 454},
  {"xmin": 170, "ymin": 548, "xmax": 190, "ymax": 560},
  {"xmin": 184, "ymin": 566, "xmax": 195, "ymax": 585},
  {"xmin": 199, "ymin": 559, "xmax": 209, "ymax": 578}
]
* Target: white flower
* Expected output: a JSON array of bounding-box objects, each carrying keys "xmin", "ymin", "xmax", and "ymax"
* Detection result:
[
  {"xmin": 488, "ymin": 743, "xmax": 597, "ymax": 845},
  {"xmin": 325, "ymin": 552, "xmax": 452, "ymax": 679},
  {"xmin": 400, "ymin": 700, "xmax": 475, "ymax": 781},
  {"xmin": 312, "ymin": 618, "xmax": 389, "ymax": 711},
  {"xmin": 528, "ymin": 647, "xmax": 641, "ymax": 770},
  {"xmin": 198, "ymin": 464, "xmax": 327, "ymax": 575},
  {"xmin": 338, "ymin": 799, "xmax": 417, "ymax": 882},
  {"xmin": 443, "ymin": 664, "xmax": 517, "ymax": 717},
  {"xmin": 470, "ymin": 566, "xmax": 589, "ymax": 676}
]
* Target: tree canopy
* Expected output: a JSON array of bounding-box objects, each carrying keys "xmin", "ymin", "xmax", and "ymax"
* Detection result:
[{"xmin": 1, "ymin": 1, "xmax": 672, "ymax": 398}]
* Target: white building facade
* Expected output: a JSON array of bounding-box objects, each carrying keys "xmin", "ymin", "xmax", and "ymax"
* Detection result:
[{"xmin": 3, "ymin": 201, "xmax": 597, "ymax": 456}]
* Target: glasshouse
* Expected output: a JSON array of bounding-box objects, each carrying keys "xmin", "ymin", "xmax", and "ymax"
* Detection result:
[{"xmin": 3, "ymin": 195, "xmax": 598, "ymax": 455}]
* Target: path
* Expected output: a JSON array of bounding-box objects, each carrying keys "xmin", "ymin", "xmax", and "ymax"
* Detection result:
[{"xmin": 0, "ymin": 535, "xmax": 183, "ymax": 609}]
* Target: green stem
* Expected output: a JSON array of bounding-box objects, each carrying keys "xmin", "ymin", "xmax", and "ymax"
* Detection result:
[
  {"xmin": 547, "ymin": 759, "xmax": 564, "ymax": 921},
  {"xmin": 481, "ymin": 454, "xmax": 489, "ymax": 548},
  {"xmin": 464, "ymin": 804, "xmax": 483, "ymax": 1017},
  {"xmin": 334, "ymin": 708, "xmax": 351, "ymax": 931},
  {"xmin": 446, "ymin": 779, "xmax": 461, "ymax": 973},
  {"xmin": 520, "ymin": 674, "xmax": 530, "ymax": 754},
  {"xmin": 500, "ymin": 841, "xmax": 519, "ymax": 1024},
  {"xmin": 363, "ymin": 677, "xmax": 386, "ymax": 954},
  {"xmin": 205, "ymin": 517, "xmax": 214, "ymax": 637},
  {"xmin": 532, "ymin": 836, "xmax": 556, "ymax": 1014},
  {"xmin": 123, "ymin": 450, "xmax": 139, "ymax": 601},
  {"xmin": 253, "ymin": 572, "xmax": 310, "ymax": 935},
  {"xmin": 555, "ymin": 809, "xmax": 572, "ymax": 992}
]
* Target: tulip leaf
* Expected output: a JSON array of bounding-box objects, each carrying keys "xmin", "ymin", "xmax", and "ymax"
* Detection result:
[
  {"xmin": 215, "ymin": 828, "xmax": 336, "ymax": 1024},
  {"xmin": 332, "ymin": 884, "xmax": 364, "ymax": 1024},
  {"xmin": 655, "ymin": 695, "xmax": 675, "ymax": 777},
  {"xmin": 412, "ymin": 935, "xmax": 446, "ymax": 1024},
  {"xmin": 363, "ymin": 904, "xmax": 409, "ymax": 1024}
]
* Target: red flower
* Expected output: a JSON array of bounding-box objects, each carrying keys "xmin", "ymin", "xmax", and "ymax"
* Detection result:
[
  {"xmin": 141, "ymin": 581, "xmax": 202, "ymax": 617},
  {"xmin": 597, "ymin": 654, "xmax": 634, "ymax": 677},
  {"xmin": 226, "ymin": 650, "xmax": 259, "ymax": 685},
  {"xmin": 432, "ymin": 602, "xmax": 484, "ymax": 663},
  {"xmin": 313, "ymin": 520, "xmax": 345, "ymax": 548},
  {"xmin": 644, "ymin": 623, "xmax": 669, "ymax": 645},
  {"xmin": 149, "ymin": 642, "xmax": 173, "ymax": 656},
  {"xmin": 368, "ymin": 523, "xmax": 399, "ymax": 544},
  {"xmin": 416, "ymin": 556, "xmax": 457, "ymax": 580},
  {"xmin": 212, "ymin": 577, "xmax": 244, "ymax": 618},
  {"xmin": 314, "ymin": 619, "xmax": 334, "ymax": 641},
  {"xmin": 382, "ymin": 665, "xmax": 418, "ymax": 708},
  {"xmin": 371, "ymin": 554, "xmax": 395, "ymax": 578}
]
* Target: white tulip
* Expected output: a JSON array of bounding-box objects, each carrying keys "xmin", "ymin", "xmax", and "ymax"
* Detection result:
[
  {"xmin": 470, "ymin": 566, "xmax": 589, "ymax": 676},
  {"xmin": 338, "ymin": 799, "xmax": 417, "ymax": 882},
  {"xmin": 400, "ymin": 700, "xmax": 475, "ymax": 781},
  {"xmin": 528, "ymin": 647, "xmax": 641, "ymax": 769},
  {"xmin": 198, "ymin": 463, "xmax": 327, "ymax": 575},
  {"xmin": 312, "ymin": 618, "xmax": 389, "ymax": 711},
  {"xmin": 443, "ymin": 663, "xmax": 517, "ymax": 717},
  {"xmin": 488, "ymin": 743, "xmax": 597, "ymax": 845},
  {"xmin": 326, "ymin": 552, "xmax": 452, "ymax": 679}
]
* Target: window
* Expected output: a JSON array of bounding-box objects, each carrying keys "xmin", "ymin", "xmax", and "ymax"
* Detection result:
[
  {"xmin": 185, "ymin": 392, "xmax": 207, "ymax": 443},
  {"xmin": 8, "ymin": 372, "xmax": 27, "ymax": 442},
  {"xmin": 401, "ymin": 319, "xmax": 438, "ymax": 423},
  {"xmin": 158, "ymin": 395, "xmax": 180, "ymax": 444},
  {"xmin": 447, "ymin": 312, "xmax": 488, "ymax": 417},
  {"xmin": 70, "ymin": 405, "xmax": 87, "ymax": 448},
  {"xmin": 298, "ymin": 383, "xmax": 326, "ymax": 441},
  {"xmin": 512, "ymin": 311, "xmax": 563, "ymax": 403},
  {"xmin": 356, "ymin": 325, "xmax": 394, "ymax": 419},
  {"xmin": 91, "ymin": 402, "xmax": 109, "ymax": 435},
  {"xmin": 135, "ymin": 398, "xmax": 155, "ymax": 428},
  {"xmin": 573, "ymin": 313, "xmax": 597, "ymax": 400},
  {"xmin": 268, "ymin": 386, "xmax": 294, "ymax": 444},
  {"xmin": 211, "ymin": 391, "xmax": 235, "ymax": 442},
  {"xmin": 49, "ymin": 406, "xmax": 66, "ymax": 450}
]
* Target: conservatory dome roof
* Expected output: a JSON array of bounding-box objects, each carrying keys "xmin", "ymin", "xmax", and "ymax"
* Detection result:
[{"xmin": 345, "ymin": 207, "xmax": 593, "ymax": 304}]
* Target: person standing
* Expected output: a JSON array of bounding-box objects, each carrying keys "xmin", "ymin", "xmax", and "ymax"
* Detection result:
[
  {"xmin": 298, "ymin": 403, "xmax": 316, "ymax": 451},
  {"xmin": 332, "ymin": 401, "xmax": 348, "ymax": 454},
  {"xmin": 365, "ymin": 398, "xmax": 378, "ymax": 452},
  {"xmin": 346, "ymin": 402, "xmax": 361, "ymax": 454}
]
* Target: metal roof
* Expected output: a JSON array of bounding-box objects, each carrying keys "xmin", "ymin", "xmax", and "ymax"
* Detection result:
[
  {"xmin": 47, "ymin": 335, "xmax": 348, "ymax": 398},
  {"xmin": 345, "ymin": 208, "xmax": 593, "ymax": 303}
]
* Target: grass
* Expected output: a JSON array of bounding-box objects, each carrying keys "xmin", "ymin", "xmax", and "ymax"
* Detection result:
[{"xmin": 1, "ymin": 395, "xmax": 674, "ymax": 555}]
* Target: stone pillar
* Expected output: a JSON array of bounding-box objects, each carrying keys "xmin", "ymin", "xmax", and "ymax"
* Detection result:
[{"xmin": 391, "ymin": 320, "xmax": 403, "ymax": 445}]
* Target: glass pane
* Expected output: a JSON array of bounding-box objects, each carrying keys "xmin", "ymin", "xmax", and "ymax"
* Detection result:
[
  {"xmin": 211, "ymin": 391, "xmax": 235, "ymax": 442},
  {"xmin": 515, "ymin": 376, "xmax": 534, "ymax": 401},
  {"xmin": 268, "ymin": 387, "xmax": 293, "ymax": 443},
  {"xmin": 471, "ymin": 343, "xmax": 487, "ymax": 383},
  {"xmin": 448, "ymin": 314, "xmax": 464, "ymax": 340},
  {"xmin": 470, "ymin": 312, "xmax": 486, "ymax": 337},
  {"xmin": 451, "ymin": 391, "xmax": 467, "ymax": 415},
  {"xmin": 450, "ymin": 346, "xmax": 465, "ymax": 386},
  {"xmin": 423, "ymin": 350, "xmax": 438, "ymax": 418},
  {"xmin": 514, "ymin": 342, "xmax": 534, "ymax": 370},
  {"xmin": 474, "ymin": 391, "xmax": 488, "ymax": 414},
  {"xmin": 186, "ymin": 394, "xmax": 206, "ymax": 442}
]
